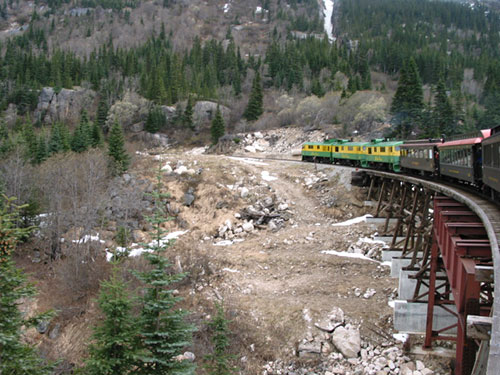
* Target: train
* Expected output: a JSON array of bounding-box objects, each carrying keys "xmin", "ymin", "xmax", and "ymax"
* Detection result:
[{"xmin": 301, "ymin": 126, "xmax": 500, "ymax": 201}]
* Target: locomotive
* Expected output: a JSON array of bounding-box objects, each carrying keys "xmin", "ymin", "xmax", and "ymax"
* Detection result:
[{"xmin": 301, "ymin": 126, "xmax": 500, "ymax": 200}]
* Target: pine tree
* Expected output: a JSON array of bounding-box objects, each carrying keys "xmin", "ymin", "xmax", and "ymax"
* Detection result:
[
  {"xmin": 183, "ymin": 95, "xmax": 195, "ymax": 131},
  {"xmin": 390, "ymin": 57, "xmax": 424, "ymax": 138},
  {"xmin": 210, "ymin": 105, "xmax": 225, "ymax": 145},
  {"xmin": 107, "ymin": 121, "xmax": 130, "ymax": 176},
  {"xmin": 71, "ymin": 111, "xmax": 92, "ymax": 153},
  {"xmin": 97, "ymin": 96, "xmax": 109, "ymax": 134},
  {"xmin": 84, "ymin": 266, "xmax": 140, "ymax": 375},
  {"xmin": 243, "ymin": 71, "xmax": 263, "ymax": 121},
  {"xmin": 205, "ymin": 303, "xmax": 236, "ymax": 375},
  {"xmin": 432, "ymin": 79, "xmax": 455, "ymax": 137},
  {"xmin": 34, "ymin": 135, "xmax": 47, "ymax": 164},
  {"xmin": 133, "ymin": 171, "xmax": 195, "ymax": 375},
  {"xmin": 0, "ymin": 197, "xmax": 54, "ymax": 375},
  {"xmin": 22, "ymin": 119, "xmax": 37, "ymax": 161},
  {"xmin": 90, "ymin": 122, "xmax": 104, "ymax": 148},
  {"xmin": 145, "ymin": 106, "xmax": 166, "ymax": 134},
  {"xmin": 479, "ymin": 88, "xmax": 500, "ymax": 130}
]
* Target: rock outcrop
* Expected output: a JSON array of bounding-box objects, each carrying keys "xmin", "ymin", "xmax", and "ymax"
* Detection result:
[{"xmin": 35, "ymin": 87, "xmax": 97, "ymax": 124}]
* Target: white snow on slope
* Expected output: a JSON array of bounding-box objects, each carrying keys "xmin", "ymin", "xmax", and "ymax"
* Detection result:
[
  {"xmin": 261, "ymin": 171, "xmax": 277, "ymax": 181},
  {"xmin": 331, "ymin": 214, "xmax": 373, "ymax": 227},
  {"xmin": 323, "ymin": 0, "xmax": 335, "ymax": 42},
  {"xmin": 105, "ymin": 230, "xmax": 189, "ymax": 261}
]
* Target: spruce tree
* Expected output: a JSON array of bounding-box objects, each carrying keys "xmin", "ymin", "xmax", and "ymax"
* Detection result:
[
  {"xmin": 432, "ymin": 79, "xmax": 455, "ymax": 137},
  {"xmin": 145, "ymin": 106, "xmax": 166, "ymax": 134},
  {"xmin": 134, "ymin": 171, "xmax": 195, "ymax": 375},
  {"xmin": 210, "ymin": 105, "xmax": 225, "ymax": 145},
  {"xmin": 390, "ymin": 57, "xmax": 424, "ymax": 138},
  {"xmin": 183, "ymin": 95, "xmax": 195, "ymax": 131},
  {"xmin": 97, "ymin": 97, "xmax": 109, "ymax": 134},
  {"xmin": 243, "ymin": 71, "xmax": 263, "ymax": 121},
  {"xmin": 84, "ymin": 265, "xmax": 140, "ymax": 375},
  {"xmin": 107, "ymin": 121, "xmax": 130, "ymax": 176},
  {"xmin": 205, "ymin": 303, "xmax": 236, "ymax": 375},
  {"xmin": 23, "ymin": 119, "xmax": 37, "ymax": 161},
  {"xmin": 90, "ymin": 122, "xmax": 103, "ymax": 148},
  {"xmin": 0, "ymin": 197, "xmax": 54, "ymax": 375}
]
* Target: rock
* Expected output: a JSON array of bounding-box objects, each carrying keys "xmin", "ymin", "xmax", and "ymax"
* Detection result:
[
  {"xmin": 278, "ymin": 203, "xmax": 289, "ymax": 211},
  {"xmin": 240, "ymin": 187, "xmax": 249, "ymax": 198},
  {"xmin": 416, "ymin": 360, "xmax": 425, "ymax": 371},
  {"xmin": 184, "ymin": 192, "xmax": 195, "ymax": 206},
  {"xmin": 132, "ymin": 230, "xmax": 149, "ymax": 243},
  {"xmin": 331, "ymin": 326, "xmax": 361, "ymax": 359},
  {"xmin": 268, "ymin": 220, "xmax": 278, "ymax": 231},
  {"xmin": 245, "ymin": 145, "xmax": 256, "ymax": 153},
  {"xmin": 49, "ymin": 323, "xmax": 61, "ymax": 339},
  {"xmin": 400, "ymin": 363, "xmax": 415, "ymax": 375},
  {"xmin": 298, "ymin": 340, "xmax": 321, "ymax": 357},
  {"xmin": 37, "ymin": 321, "xmax": 49, "ymax": 334},
  {"xmin": 35, "ymin": 87, "xmax": 96, "ymax": 124},
  {"xmin": 328, "ymin": 307, "xmax": 345, "ymax": 324},
  {"xmin": 254, "ymin": 131, "xmax": 264, "ymax": 139},
  {"xmin": 130, "ymin": 122, "xmax": 144, "ymax": 132},
  {"xmin": 161, "ymin": 163, "xmax": 173, "ymax": 173},
  {"xmin": 242, "ymin": 221, "xmax": 254, "ymax": 232},
  {"xmin": 175, "ymin": 166, "xmax": 188, "ymax": 175},
  {"xmin": 363, "ymin": 288, "xmax": 376, "ymax": 299},
  {"xmin": 193, "ymin": 101, "xmax": 229, "ymax": 123},
  {"xmin": 421, "ymin": 369, "xmax": 434, "ymax": 375},
  {"xmin": 122, "ymin": 174, "xmax": 132, "ymax": 183}
]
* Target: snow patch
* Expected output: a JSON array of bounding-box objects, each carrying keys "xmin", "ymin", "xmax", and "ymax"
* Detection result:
[
  {"xmin": 73, "ymin": 234, "xmax": 105, "ymax": 245},
  {"xmin": 261, "ymin": 171, "xmax": 277, "ymax": 181},
  {"xmin": 331, "ymin": 214, "xmax": 373, "ymax": 226},
  {"xmin": 322, "ymin": 0, "xmax": 335, "ymax": 42},
  {"xmin": 228, "ymin": 157, "xmax": 268, "ymax": 166},
  {"xmin": 393, "ymin": 333, "xmax": 409, "ymax": 343},
  {"xmin": 321, "ymin": 249, "xmax": 378, "ymax": 263},
  {"xmin": 105, "ymin": 230, "xmax": 188, "ymax": 261},
  {"xmin": 223, "ymin": 3, "xmax": 230, "ymax": 13},
  {"xmin": 222, "ymin": 268, "xmax": 240, "ymax": 273}
]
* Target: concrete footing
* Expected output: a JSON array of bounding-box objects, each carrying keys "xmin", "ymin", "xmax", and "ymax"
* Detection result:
[{"xmin": 394, "ymin": 300, "xmax": 457, "ymax": 334}]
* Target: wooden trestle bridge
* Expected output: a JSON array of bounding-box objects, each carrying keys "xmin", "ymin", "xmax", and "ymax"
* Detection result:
[{"xmin": 358, "ymin": 170, "xmax": 500, "ymax": 375}]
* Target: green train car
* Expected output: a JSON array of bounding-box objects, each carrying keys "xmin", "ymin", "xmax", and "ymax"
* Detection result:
[
  {"xmin": 301, "ymin": 138, "xmax": 403, "ymax": 172},
  {"xmin": 361, "ymin": 139, "xmax": 403, "ymax": 172}
]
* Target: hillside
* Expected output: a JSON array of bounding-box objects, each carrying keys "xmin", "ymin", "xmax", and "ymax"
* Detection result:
[{"xmin": 1, "ymin": 1, "xmax": 500, "ymax": 374}]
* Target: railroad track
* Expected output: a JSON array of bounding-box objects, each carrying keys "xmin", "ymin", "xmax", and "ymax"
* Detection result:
[{"xmin": 231, "ymin": 154, "xmax": 500, "ymax": 374}]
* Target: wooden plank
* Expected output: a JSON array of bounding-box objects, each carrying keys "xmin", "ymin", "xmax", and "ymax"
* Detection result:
[{"xmin": 467, "ymin": 315, "xmax": 492, "ymax": 341}]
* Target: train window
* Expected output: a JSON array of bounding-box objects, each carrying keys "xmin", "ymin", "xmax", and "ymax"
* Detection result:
[
  {"xmin": 495, "ymin": 146, "xmax": 500, "ymax": 167},
  {"xmin": 308, "ymin": 145, "xmax": 313, "ymax": 150},
  {"xmin": 389, "ymin": 147, "xmax": 393, "ymax": 153},
  {"xmin": 316, "ymin": 145, "xmax": 320, "ymax": 149},
  {"xmin": 335, "ymin": 147, "xmax": 339, "ymax": 152},
  {"xmin": 380, "ymin": 147, "xmax": 386, "ymax": 153},
  {"xmin": 347, "ymin": 146, "xmax": 353, "ymax": 151}
]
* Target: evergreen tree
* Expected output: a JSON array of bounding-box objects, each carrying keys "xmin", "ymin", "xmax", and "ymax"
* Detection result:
[
  {"xmin": 479, "ymin": 88, "xmax": 500, "ymax": 130},
  {"xmin": 97, "ymin": 96, "xmax": 109, "ymax": 134},
  {"xmin": 22, "ymin": 119, "xmax": 37, "ymax": 161},
  {"xmin": 84, "ymin": 266, "xmax": 140, "ymax": 375},
  {"xmin": 390, "ymin": 57, "xmax": 424, "ymax": 138},
  {"xmin": 431, "ymin": 79, "xmax": 455, "ymax": 136},
  {"xmin": 145, "ymin": 106, "xmax": 166, "ymax": 134},
  {"xmin": 107, "ymin": 121, "xmax": 130, "ymax": 176},
  {"xmin": 311, "ymin": 78, "xmax": 324, "ymax": 98},
  {"xmin": 0, "ymin": 197, "xmax": 54, "ymax": 375},
  {"xmin": 90, "ymin": 122, "xmax": 104, "ymax": 148},
  {"xmin": 210, "ymin": 105, "xmax": 225, "ymax": 145},
  {"xmin": 71, "ymin": 111, "xmax": 92, "ymax": 153},
  {"xmin": 34, "ymin": 135, "xmax": 47, "ymax": 164},
  {"xmin": 243, "ymin": 71, "xmax": 263, "ymax": 121},
  {"xmin": 133, "ymin": 171, "xmax": 195, "ymax": 375},
  {"xmin": 183, "ymin": 95, "xmax": 195, "ymax": 131},
  {"xmin": 205, "ymin": 303, "xmax": 236, "ymax": 375}
]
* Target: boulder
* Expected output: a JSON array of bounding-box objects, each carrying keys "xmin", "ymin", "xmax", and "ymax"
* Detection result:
[
  {"xmin": 242, "ymin": 221, "xmax": 254, "ymax": 232},
  {"xmin": 331, "ymin": 326, "xmax": 361, "ymax": 359},
  {"xmin": 35, "ymin": 87, "xmax": 97, "ymax": 124},
  {"xmin": 240, "ymin": 187, "xmax": 249, "ymax": 198},
  {"xmin": 193, "ymin": 101, "xmax": 229, "ymax": 123}
]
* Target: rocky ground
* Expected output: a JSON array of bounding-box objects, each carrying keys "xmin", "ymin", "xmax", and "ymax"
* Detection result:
[{"xmin": 21, "ymin": 128, "xmax": 453, "ymax": 375}]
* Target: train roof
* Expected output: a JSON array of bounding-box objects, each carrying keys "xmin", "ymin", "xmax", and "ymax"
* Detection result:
[
  {"xmin": 366, "ymin": 140, "xmax": 403, "ymax": 147},
  {"xmin": 401, "ymin": 140, "xmax": 442, "ymax": 148},
  {"xmin": 438, "ymin": 129, "xmax": 491, "ymax": 148}
]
